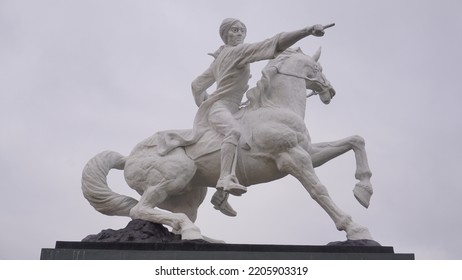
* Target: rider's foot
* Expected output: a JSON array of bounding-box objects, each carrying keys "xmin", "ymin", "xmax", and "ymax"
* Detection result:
[
  {"xmin": 216, "ymin": 175, "xmax": 247, "ymax": 196},
  {"xmin": 211, "ymin": 190, "xmax": 237, "ymax": 217}
]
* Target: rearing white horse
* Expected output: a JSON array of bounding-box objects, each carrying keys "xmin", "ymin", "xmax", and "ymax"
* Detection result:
[{"xmin": 82, "ymin": 48, "xmax": 374, "ymax": 242}]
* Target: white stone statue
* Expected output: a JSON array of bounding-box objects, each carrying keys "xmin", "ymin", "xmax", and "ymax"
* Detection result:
[{"xmin": 82, "ymin": 19, "xmax": 375, "ymax": 243}]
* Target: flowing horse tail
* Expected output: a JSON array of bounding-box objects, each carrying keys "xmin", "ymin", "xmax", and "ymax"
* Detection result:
[{"xmin": 81, "ymin": 150, "xmax": 138, "ymax": 216}]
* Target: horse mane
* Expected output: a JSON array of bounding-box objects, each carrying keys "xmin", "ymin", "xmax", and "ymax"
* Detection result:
[{"xmin": 245, "ymin": 48, "xmax": 299, "ymax": 109}]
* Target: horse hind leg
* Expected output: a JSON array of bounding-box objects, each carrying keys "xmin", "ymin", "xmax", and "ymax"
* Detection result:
[
  {"xmin": 310, "ymin": 135, "xmax": 373, "ymax": 208},
  {"xmin": 127, "ymin": 151, "xmax": 202, "ymax": 240},
  {"xmin": 276, "ymin": 146, "xmax": 373, "ymax": 241},
  {"xmin": 159, "ymin": 187, "xmax": 225, "ymax": 243}
]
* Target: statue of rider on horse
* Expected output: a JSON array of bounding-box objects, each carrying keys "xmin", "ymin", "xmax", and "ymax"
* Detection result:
[{"xmin": 81, "ymin": 19, "xmax": 375, "ymax": 243}]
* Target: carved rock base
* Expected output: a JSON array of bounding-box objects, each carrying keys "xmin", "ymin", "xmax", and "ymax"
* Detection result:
[{"xmin": 82, "ymin": 219, "xmax": 208, "ymax": 243}]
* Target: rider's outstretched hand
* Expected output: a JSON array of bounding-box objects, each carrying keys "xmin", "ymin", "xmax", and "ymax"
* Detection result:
[
  {"xmin": 310, "ymin": 24, "xmax": 325, "ymax": 37},
  {"xmin": 309, "ymin": 23, "xmax": 335, "ymax": 37}
]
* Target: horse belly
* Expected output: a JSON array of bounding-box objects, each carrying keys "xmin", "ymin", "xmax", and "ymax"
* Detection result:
[
  {"xmin": 190, "ymin": 150, "xmax": 286, "ymax": 188},
  {"xmin": 237, "ymin": 153, "xmax": 287, "ymax": 186},
  {"xmin": 189, "ymin": 151, "xmax": 221, "ymax": 187}
]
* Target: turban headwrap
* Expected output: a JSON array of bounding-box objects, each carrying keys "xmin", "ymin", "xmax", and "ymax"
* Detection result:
[
  {"xmin": 219, "ymin": 18, "xmax": 246, "ymax": 44},
  {"xmin": 209, "ymin": 18, "xmax": 246, "ymax": 58}
]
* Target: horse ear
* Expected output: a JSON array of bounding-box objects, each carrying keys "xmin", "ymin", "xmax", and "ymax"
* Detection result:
[{"xmin": 312, "ymin": 47, "xmax": 322, "ymax": 62}]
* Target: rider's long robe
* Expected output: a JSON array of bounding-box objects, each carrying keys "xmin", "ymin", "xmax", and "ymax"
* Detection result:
[{"xmin": 156, "ymin": 34, "xmax": 282, "ymax": 157}]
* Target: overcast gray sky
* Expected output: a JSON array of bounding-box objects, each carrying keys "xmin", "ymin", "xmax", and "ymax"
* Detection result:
[{"xmin": 1, "ymin": 0, "xmax": 461, "ymax": 260}]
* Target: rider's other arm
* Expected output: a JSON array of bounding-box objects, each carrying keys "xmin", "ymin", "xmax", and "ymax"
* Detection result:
[
  {"xmin": 192, "ymin": 66, "xmax": 215, "ymax": 107},
  {"xmin": 276, "ymin": 25, "xmax": 325, "ymax": 53}
]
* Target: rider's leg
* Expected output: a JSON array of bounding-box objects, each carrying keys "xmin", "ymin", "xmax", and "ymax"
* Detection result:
[
  {"xmin": 208, "ymin": 140, "xmax": 242, "ymax": 214},
  {"xmin": 211, "ymin": 138, "xmax": 241, "ymax": 215},
  {"xmin": 216, "ymin": 138, "xmax": 247, "ymax": 196},
  {"xmin": 209, "ymin": 103, "xmax": 247, "ymax": 196}
]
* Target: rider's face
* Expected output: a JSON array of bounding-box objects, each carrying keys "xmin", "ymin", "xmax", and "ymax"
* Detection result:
[{"xmin": 227, "ymin": 22, "xmax": 246, "ymax": 46}]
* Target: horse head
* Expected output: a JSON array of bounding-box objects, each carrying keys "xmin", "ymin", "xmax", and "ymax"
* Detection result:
[{"xmin": 277, "ymin": 47, "xmax": 336, "ymax": 105}]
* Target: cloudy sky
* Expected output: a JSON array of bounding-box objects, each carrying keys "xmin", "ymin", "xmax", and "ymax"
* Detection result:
[{"xmin": 1, "ymin": 0, "xmax": 461, "ymax": 260}]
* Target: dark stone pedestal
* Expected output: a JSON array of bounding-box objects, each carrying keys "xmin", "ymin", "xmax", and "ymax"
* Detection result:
[
  {"xmin": 42, "ymin": 221, "xmax": 414, "ymax": 259},
  {"xmin": 41, "ymin": 241, "xmax": 414, "ymax": 260}
]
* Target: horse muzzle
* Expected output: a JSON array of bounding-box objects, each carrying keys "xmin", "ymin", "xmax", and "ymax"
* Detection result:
[{"xmin": 315, "ymin": 86, "xmax": 335, "ymax": 104}]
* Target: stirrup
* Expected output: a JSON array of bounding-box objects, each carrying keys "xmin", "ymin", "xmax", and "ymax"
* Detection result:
[{"xmin": 217, "ymin": 176, "xmax": 247, "ymax": 196}]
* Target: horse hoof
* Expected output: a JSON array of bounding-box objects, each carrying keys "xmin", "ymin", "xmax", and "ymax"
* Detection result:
[
  {"xmin": 353, "ymin": 183, "xmax": 372, "ymax": 208},
  {"xmin": 202, "ymin": 235, "xmax": 226, "ymax": 244},
  {"xmin": 181, "ymin": 226, "xmax": 203, "ymax": 240},
  {"xmin": 346, "ymin": 226, "xmax": 373, "ymax": 241},
  {"xmin": 327, "ymin": 239, "xmax": 381, "ymax": 246}
]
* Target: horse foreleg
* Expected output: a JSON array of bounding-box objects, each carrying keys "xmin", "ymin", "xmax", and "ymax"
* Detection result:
[
  {"xmin": 276, "ymin": 146, "xmax": 373, "ymax": 241},
  {"xmin": 310, "ymin": 135, "xmax": 373, "ymax": 208}
]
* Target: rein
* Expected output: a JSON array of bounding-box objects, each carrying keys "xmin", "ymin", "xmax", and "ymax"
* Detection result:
[{"xmin": 273, "ymin": 66, "xmax": 329, "ymax": 98}]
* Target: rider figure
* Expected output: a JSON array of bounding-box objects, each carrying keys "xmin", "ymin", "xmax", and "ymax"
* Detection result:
[{"xmin": 191, "ymin": 18, "xmax": 326, "ymax": 216}]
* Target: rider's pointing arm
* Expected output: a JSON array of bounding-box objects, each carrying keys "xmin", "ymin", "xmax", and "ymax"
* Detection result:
[
  {"xmin": 276, "ymin": 25, "xmax": 325, "ymax": 53},
  {"xmin": 191, "ymin": 24, "xmax": 331, "ymax": 107}
]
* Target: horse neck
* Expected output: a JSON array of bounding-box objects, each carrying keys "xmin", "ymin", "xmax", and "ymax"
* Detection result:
[{"xmin": 263, "ymin": 74, "xmax": 307, "ymax": 118}]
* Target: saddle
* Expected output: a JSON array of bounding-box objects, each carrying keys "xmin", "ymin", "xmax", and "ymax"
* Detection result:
[{"xmin": 152, "ymin": 107, "xmax": 251, "ymax": 160}]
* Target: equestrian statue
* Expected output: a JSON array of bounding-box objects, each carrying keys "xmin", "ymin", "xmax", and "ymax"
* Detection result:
[{"xmin": 81, "ymin": 19, "xmax": 375, "ymax": 243}]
